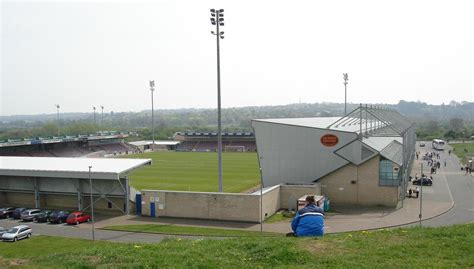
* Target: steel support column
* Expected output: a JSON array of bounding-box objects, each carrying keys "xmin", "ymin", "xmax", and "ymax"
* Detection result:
[
  {"xmin": 34, "ymin": 178, "xmax": 40, "ymax": 208},
  {"xmin": 125, "ymin": 177, "xmax": 130, "ymax": 215}
]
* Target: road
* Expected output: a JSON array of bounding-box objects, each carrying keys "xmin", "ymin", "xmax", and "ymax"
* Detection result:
[{"xmin": 404, "ymin": 143, "xmax": 474, "ymax": 227}]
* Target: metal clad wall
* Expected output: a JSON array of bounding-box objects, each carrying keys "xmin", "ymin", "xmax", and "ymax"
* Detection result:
[{"xmin": 253, "ymin": 121, "xmax": 357, "ymax": 187}]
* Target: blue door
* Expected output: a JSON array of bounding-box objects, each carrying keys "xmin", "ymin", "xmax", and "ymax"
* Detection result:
[
  {"xmin": 150, "ymin": 202, "xmax": 156, "ymax": 217},
  {"xmin": 135, "ymin": 193, "xmax": 142, "ymax": 215}
]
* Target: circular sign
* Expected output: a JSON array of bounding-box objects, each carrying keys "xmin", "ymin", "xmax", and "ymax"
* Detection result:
[{"xmin": 320, "ymin": 134, "xmax": 339, "ymax": 147}]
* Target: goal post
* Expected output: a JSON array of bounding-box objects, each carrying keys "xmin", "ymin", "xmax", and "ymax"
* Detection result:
[{"xmin": 224, "ymin": 145, "xmax": 245, "ymax": 152}]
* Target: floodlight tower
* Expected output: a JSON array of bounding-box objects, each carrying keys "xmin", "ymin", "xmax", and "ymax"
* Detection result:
[
  {"xmin": 210, "ymin": 8, "xmax": 225, "ymax": 192},
  {"xmin": 343, "ymin": 73, "xmax": 349, "ymax": 115},
  {"xmin": 100, "ymin": 105, "xmax": 104, "ymax": 132},
  {"xmin": 93, "ymin": 106, "xmax": 97, "ymax": 126},
  {"xmin": 149, "ymin": 80, "xmax": 155, "ymax": 151},
  {"xmin": 55, "ymin": 104, "xmax": 60, "ymax": 136}
]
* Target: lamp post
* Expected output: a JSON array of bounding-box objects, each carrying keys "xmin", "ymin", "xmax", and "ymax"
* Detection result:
[
  {"xmin": 93, "ymin": 106, "xmax": 96, "ymax": 126},
  {"xmin": 343, "ymin": 73, "xmax": 349, "ymax": 115},
  {"xmin": 55, "ymin": 104, "xmax": 60, "ymax": 136},
  {"xmin": 419, "ymin": 163, "xmax": 423, "ymax": 227},
  {"xmin": 210, "ymin": 8, "xmax": 225, "ymax": 192},
  {"xmin": 149, "ymin": 80, "xmax": 155, "ymax": 151},
  {"xmin": 88, "ymin": 166, "xmax": 95, "ymax": 241},
  {"xmin": 100, "ymin": 105, "xmax": 104, "ymax": 132}
]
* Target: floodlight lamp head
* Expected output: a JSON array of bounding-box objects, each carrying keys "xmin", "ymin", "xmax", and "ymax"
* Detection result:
[
  {"xmin": 219, "ymin": 23, "xmax": 224, "ymax": 26},
  {"xmin": 210, "ymin": 9, "xmax": 216, "ymax": 13},
  {"xmin": 212, "ymin": 22, "xmax": 216, "ymax": 25},
  {"xmin": 211, "ymin": 13, "xmax": 216, "ymax": 17},
  {"xmin": 220, "ymin": 31, "xmax": 224, "ymax": 34},
  {"xmin": 220, "ymin": 35, "xmax": 224, "ymax": 39},
  {"xmin": 149, "ymin": 80, "xmax": 155, "ymax": 87},
  {"xmin": 210, "ymin": 18, "xmax": 215, "ymax": 22},
  {"xmin": 211, "ymin": 31, "xmax": 215, "ymax": 34},
  {"xmin": 219, "ymin": 13, "xmax": 224, "ymax": 17},
  {"xmin": 219, "ymin": 9, "xmax": 224, "ymax": 12},
  {"xmin": 219, "ymin": 18, "xmax": 224, "ymax": 21},
  {"xmin": 101, "ymin": 106, "xmax": 104, "ymax": 109}
]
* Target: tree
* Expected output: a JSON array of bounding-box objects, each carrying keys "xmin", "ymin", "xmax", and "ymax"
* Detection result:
[{"xmin": 449, "ymin": 118, "xmax": 464, "ymax": 131}]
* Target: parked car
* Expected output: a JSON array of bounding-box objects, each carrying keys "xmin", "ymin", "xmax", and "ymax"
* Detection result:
[
  {"xmin": 21, "ymin": 209, "xmax": 43, "ymax": 222},
  {"xmin": 0, "ymin": 227, "xmax": 7, "ymax": 237},
  {"xmin": 34, "ymin": 210, "xmax": 52, "ymax": 223},
  {"xmin": 66, "ymin": 212, "xmax": 91, "ymax": 225},
  {"xmin": 413, "ymin": 177, "xmax": 433, "ymax": 186},
  {"xmin": 49, "ymin": 211, "xmax": 70, "ymax": 224},
  {"xmin": 11, "ymin": 208, "xmax": 28, "ymax": 219},
  {"xmin": 0, "ymin": 207, "xmax": 16, "ymax": 219},
  {"xmin": 1, "ymin": 225, "xmax": 32, "ymax": 242}
]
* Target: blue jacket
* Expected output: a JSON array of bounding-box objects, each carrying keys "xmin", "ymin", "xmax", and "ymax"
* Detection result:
[{"xmin": 291, "ymin": 203, "xmax": 325, "ymax": 236}]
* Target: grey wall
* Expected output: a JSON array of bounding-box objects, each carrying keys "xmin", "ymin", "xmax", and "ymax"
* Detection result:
[{"xmin": 252, "ymin": 121, "xmax": 357, "ymax": 187}]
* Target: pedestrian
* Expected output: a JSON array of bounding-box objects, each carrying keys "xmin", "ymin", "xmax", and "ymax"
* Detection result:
[
  {"xmin": 437, "ymin": 161, "xmax": 441, "ymax": 169},
  {"xmin": 444, "ymin": 160, "xmax": 446, "ymax": 167},
  {"xmin": 448, "ymin": 150, "xmax": 451, "ymax": 155},
  {"xmin": 408, "ymin": 188, "xmax": 413, "ymax": 198},
  {"xmin": 415, "ymin": 187, "xmax": 419, "ymax": 198}
]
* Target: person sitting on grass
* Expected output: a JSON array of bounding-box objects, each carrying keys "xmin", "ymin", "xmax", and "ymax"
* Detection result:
[{"xmin": 288, "ymin": 195, "xmax": 325, "ymax": 237}]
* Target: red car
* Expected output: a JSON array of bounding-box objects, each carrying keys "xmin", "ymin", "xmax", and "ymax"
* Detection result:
[{"xmin": 66, "ymin": 212, "xmax": 92, "ymax": 225}]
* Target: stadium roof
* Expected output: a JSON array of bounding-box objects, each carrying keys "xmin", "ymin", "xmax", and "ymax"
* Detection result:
[
  {"xmin": 129, "ymin": 140, "xmax": 180, "ymax": 146},
  {"xmin": 253, "ymin": 105, "xmax": 414, "ymax": 137},
  {"xmin": 0, "ymin": 157, "xmax": 152, "ymax": 180}
]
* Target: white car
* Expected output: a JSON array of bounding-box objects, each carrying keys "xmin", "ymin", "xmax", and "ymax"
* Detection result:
[{"xmin": 1, "ymin": 225, "xmax": 32, "ymax": 242}]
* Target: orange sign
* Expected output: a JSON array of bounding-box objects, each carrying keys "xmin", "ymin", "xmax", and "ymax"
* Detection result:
[{"xmin": 320, "ymin": 134, "xmax": 339, "ymax": 147}]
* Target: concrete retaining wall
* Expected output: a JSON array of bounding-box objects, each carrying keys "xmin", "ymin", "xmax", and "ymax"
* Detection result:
[{"xmin": 141, "ymin": 183, "xmax": 320, "ymax": 223}]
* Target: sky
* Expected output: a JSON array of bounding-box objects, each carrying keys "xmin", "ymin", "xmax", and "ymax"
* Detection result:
[{"xmin": 1, "ymin": 0, "xmax": 473, "ymax": 116}]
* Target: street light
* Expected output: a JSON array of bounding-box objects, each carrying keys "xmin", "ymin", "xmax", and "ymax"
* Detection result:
[
  {"xmin": 54, "ymin": 104, "xmax": 60, "ymax": 136},
  {"xmin": 343, "ymin": 73, "xmax": 349, "ymax": 115},
  {"xmin": 149, "ymin": 80, "xmax": 155, "ymax": 151},
  {"xmin": 88, "ymin": 166, "xmax": 95, "ymax": 241},
  {"xmin": 100, "ymin": 105, "xmax": 104, "ymax": 132},
  {"xmin": 210, "ymin": 8, "xmax": 225, "ymax": 192}
]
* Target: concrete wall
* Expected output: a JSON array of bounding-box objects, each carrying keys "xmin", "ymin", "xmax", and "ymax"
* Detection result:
[
  {"xmin": 3, "ymin": 192, "xmax": 35, "ymax": 207},
  {"xmin": 141, "ymin": 184, "xmax": 321, "ymax": 223},
  {"xmin": 318, "ymin": 155, "xmax": 398, "ymax": 207},
  {"xmin": 141, "ymin": 190, "xmax": 262, "ymax": 222},
  {"xmin": 279, "ymin": 184, "xmax": 321, "ymax": 210}
]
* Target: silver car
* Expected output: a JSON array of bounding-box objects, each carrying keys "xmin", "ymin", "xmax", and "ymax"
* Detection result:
[
  {"xmin": 1, "ymin": 225, "xmax": 32, "ymax": 242},
  {"xmin": 21, "ymin": 209, "xmax": 42, "ymax": 222},
  {"xmin": 0, "ymin": 227, "xmax": 7, "ymax": 237}
]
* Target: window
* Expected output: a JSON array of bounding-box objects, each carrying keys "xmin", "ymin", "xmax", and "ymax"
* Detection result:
[
  {"xmin": 379, "ymin": 157, "xmax": 400, "ymax": 186},
  {"xmin": 108, "ymin": 202, "xmax": 113, "ymax": 209}
]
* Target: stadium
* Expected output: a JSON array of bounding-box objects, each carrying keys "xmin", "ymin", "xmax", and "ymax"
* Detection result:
[{"xmin": 0, "ymin": 105, "xmax": 415, "ymax": 221}]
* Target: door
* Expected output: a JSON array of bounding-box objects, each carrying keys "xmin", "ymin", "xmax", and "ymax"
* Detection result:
[
  {"xmin": 136, "ymin": 193, "xmax": 142, "ymax": 215},
  {"xmin": 150, "ymin": 202, "xmax": 156, "ymax": 217}
]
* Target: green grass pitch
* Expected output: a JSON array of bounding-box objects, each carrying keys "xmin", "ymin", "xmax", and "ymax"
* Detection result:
[{"xmin": 123, "ymin": 151, "xmax": 260, "ymax": 193}]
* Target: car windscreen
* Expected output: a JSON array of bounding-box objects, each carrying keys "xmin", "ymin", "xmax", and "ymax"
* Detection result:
[
  {"xmin": 7, "ymin": 228, "xmax": 18, "ymax": 233},
  {"xmin": 67, "ymin": 214, "xmax": 76, "ymax": 219}
]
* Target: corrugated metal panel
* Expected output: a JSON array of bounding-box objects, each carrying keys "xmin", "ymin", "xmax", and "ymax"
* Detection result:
[
  {"xmin": 253, "ymin": 117, "xmax": 341, "ymax": 129},
  {"xmin": 380, "ymin": 140, "xmax": 403, "ymax": 166}
]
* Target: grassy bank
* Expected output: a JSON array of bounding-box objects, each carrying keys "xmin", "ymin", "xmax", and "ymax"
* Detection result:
[
  {"xmin": 102, "ymin": 224, "xmax": 280, "ymax": 237},
  {"xmin": 451, "ymin": 143, "xmax": 474, "ymax": 164},
  {"xmin": 1, "ymin": 223, "xmax": 473, "ymax": 268}
]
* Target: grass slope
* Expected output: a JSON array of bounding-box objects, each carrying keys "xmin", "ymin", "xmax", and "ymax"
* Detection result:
[
  {"xmin": 123, "ymin": 151, "xmax": 260, "ymax": 193},
  {"xmin": 451, "ymin": 143, "xmax": 474, "ymax": 164},
  {"xmin": 103, "ymin": 224, "xmax": 280, "ymax": 237},
  {"xmin": 1, "ymin": 224, "xmax": 473, "ymax": 268}
]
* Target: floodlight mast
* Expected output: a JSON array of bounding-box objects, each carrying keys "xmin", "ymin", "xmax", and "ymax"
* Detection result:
[
  {"xmin": 149, "ymin": 80, "xmax": 155, "ymax": 151},
  {"xmin": 343, "ymin": 73, "xmax": 349, "ymax": 115},
  {"xmin": 210, "ymin": 8, "xmax": 225, "ymax": 192},
  {"xmin": 100, "ymin": 106, "xmax": 104, "ymax": 132},
  {"xmin": 93, "ymin": 106, "xmax": 97, "ymax": 126},
  {"xmin": 55, "ymin": 104, "xmax": 60, "ymax": 136}
]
